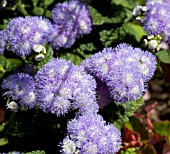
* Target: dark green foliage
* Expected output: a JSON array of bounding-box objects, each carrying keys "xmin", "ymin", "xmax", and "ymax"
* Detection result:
[
  {"xmin": 0, "ymin": 55, "xmax": 22, "ymax": 80},
  {"xmin": 1, "ymin": 0, "xmax": 167, "ymax": 153},
  {"xmin": 156, "ymin": 50, "xmax": 170, "ymax": 64},
  {"xmin": 99, "ymin": 97, "xmax": 144, "ymax": 130}
]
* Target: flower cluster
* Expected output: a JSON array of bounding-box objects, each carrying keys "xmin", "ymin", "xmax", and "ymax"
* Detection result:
[
  {"xmin": 0, "ymin": 30, "xmax": 6, "ymax": 54},
  {"xmin": 145, "ymin": 0, "xmax": 166, "ymax": 5},
  {"xmin": 49, "ymin": 0, "xmax": 92, "ymax": 50},
  {"xmin": 60, "ymin": 114, "xmax": 121, "ymax": 154},
  {"xmin": 143, "ymin": 1, "xmax": 170, "ymax": 42},
  {"xmin": 82, "ymin": 43, "xmax": 157, "ymax": 103},
  {"xmin": 35, "ymin": 58, "xmax": 98, "ymax": 116},
  {"xmin": 1, "ymin": 73, "xmax": 36, "ymax": 109},
  {"xmin": 1, "ymin": 16, "xmax": 52, "ymax": 57}
]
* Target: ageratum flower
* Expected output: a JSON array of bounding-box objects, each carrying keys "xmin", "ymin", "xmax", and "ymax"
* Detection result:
[
  {"xmin": 107, "ymin": 62, "xmax": 145, "ymax": 103},
  {"xmin": 4, "ymin": 16, "xmax": 52, "ymax": 56},
  {"xmin": 108, "ymin": 43, "xmax": 156, "ymax": 102},
  {"xmin": 146, "ymin": 0, "xmax": 167, "ymax": 5},
  {"xmin": 113, "ymin": 43, "xmax": 157, "ymax": 82},
  {"xmin": 81, "ymin": 47, "xmax": 114, "ymax": 82},
  {"xmin": 60, "ymin": 114, "xmax": 121, "ymax": 154},
  {"xmin": 81, "ymin": 43, "xmax": 157, "ymax": 103},
  {"xmin": 60, "ymin": 136, "xmax": 77, "ymax": 154},
  {"xmin": 35, "ymin": 58, "xmax": 98, "ymax": 116},
  {"xmin": 49, "ymin": 24, "xmax": 76, "ymax": 50},
  {"xmin": 1, "ymin": 73, "xmax": 36, "ymax": 109},
  {"xmin": 50, "ymin": 0, "xmax": 92, "ymax": 50},
  {"xmin": 143, "ymin": 2, "xmax": 170, "ymax": 42},
  {"xmin": 0, "ymin": 30, "xmax": 6, "ymax": 54}
]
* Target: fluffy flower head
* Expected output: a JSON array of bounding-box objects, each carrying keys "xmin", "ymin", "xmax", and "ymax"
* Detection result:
[
  {"xmin": 143, "ymin": 2, "xmax": 170, "ymax": 42},
  {"xmin": 0, "ymin": 30, "xmax": 6, "ymax": 54},
  {"xmin": 82, "ymin": 43, "xmax": 157, "ymax": 103},
  {"xmin": 50, "ymin": 0, "xmax": 92, "ymax": 49},
  {"xmin": 60, "ymin": 113, "xmax": 122, "ymax": 154},
  {"xmin": 35, "ymin": 58, "xmax": 98, "ymax": 116},
  {"xmin": 4, "ymin": 16, "xmax": 52, "ymax": 56},
  {"xmin": 1, "ymin": 73, "xmax": 36, "ymax": 109}
]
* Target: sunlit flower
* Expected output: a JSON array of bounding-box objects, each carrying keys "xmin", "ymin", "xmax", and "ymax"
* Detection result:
[{"xmin": 1, "ymin": 73, "xmax": 36, "ymax": 109}]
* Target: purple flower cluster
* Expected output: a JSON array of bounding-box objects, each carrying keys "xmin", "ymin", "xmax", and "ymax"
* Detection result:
[
  {"xmin": 60, "ymin": 114, "xmax": 121, "ymax": 154},
  {"xmin": 0, "ymin": 30, "xmax": 6, "ymax": 54},
  {"xmin": 146, "ymin": 0, "xmax": 166, "ymax": 5},
  {"xmin": 2, "ymin": 16, "xmax": 52, "ymax": 57},
  {"xmin": 35, "ymin": 58, "xmax": 98, "ymax": 116},
  {"xmin": 82, "ymin": 43, "xmax": 157, "ymax": 103},
  {"xmin": 49, "ymin": 0, "xmax": 92, "ymax": 50},
  {"xmin": 143, "ymin": 1, "xmax": 170, "ymax": 42},
  {"xmin": 1, "ymin": 73, "xmax": 36, "ymax": 109}
]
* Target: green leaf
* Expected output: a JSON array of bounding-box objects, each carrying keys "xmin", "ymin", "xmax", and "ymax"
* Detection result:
[
  {"xmin": 26, "ymin": 150, "xmax": 46, "ymax": 154},
  {"xmin": 140, "ymin": 144, "xmax": 157, "ymax": 154},
  {"xmin": 44, "ymin": 10, "xmax": 52, "ymax": 18},
  {"xmin": 60, "ymin": 52, "xmax": 84, "ymax": 65},
  {"xmin": 32, "ymin": 7, "xmax": 44, "ymax": 16},
  {"xmin": 89, "ymin": 7, "xmax": 122, "ymax": 25},
  {"xmin": 0, "ymin": 123, "xmax": 5, "ymax": 132},
  {"xmin": 100, "ymin": 97, "xmax": 144, "ymax": 130},
  {"xmin": 0, "ymin": 55, "xmax": 22, "ymax": 79},
  {"xmin": 125, "ymin": 116, "xmax": 149, "ymax": 141},
  {"xmin": 43, "ymin": 0, "xmax": 54, "ymax": 7},
  {"xmin": 0, "ymin": 137, "xmax": 8, "ymax": 146},
  {"xmin": 153, "ymin": 120, "xmax": 170, "ymax": 140},
  {"xmin": 60, "ymin": 43, "xmax": 96, "ymax": 65},
  {"xmin": 112, "ymin": 0, "xmax": 136, "ymax": 9},
  {"xmin": 135, "ymin": 0, "xmax": 145, "ymax": 5},
  {"xmin": 155, "ymin": 50, "xmax": 170, "ymax": 64},
  {"xmin": 79, "ymin": 43, "xmax": 96, "ymax": 52},
  {"xmin": 123, "ymin": 22, "xmax": 147, "ymax": 42},
  {"xmin": 32, "ymin": 0, "xmax": 38, "ymax": 7},
  {"xmin": 16, "ymin": 2, "xmax": 28, "ymax": 16},
  {"xmin": 99, "ymin": 27, "xmax": 126, "ymax": 47},
  {"xmin": 115, "ymin": 97, "xmax": 144, "ymax": 129}
]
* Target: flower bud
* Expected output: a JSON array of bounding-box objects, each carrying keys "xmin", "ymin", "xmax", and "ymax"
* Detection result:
[
  {"xmin": 35, "ymin": 53, "xmax": 45, "ymax": 61},
  {"xmin": 6, "ymin": 101, "xmax": 18, "ymax": 112},
  {"xmin": 132, "ymin": 4, "xmax": 142, "ymax": 16},
  {"xmin": 142, "ymin": 6, "xmax": 147, "ymax": 12},
  {"xmin": 33, "ymin": 44, "xmax": 43, "ymax": 53},
  {"xmin": 148, "ymin": 40, "xmax": 158, "ymax": 50}
]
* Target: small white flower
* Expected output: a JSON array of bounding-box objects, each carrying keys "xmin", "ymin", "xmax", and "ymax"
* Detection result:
[
  {"xmin": 33, "ymin": 44, "xmax": 43, "ymax": 53},
  {"xmin": 6, "ymin": 101, "xmax": 18, "ymax": 112},
  {"xmin": 148, "ymin": 40, "xmax": 158, "ymax": 50},
  {"xmin": 35, "ymin": 53, "xmax": 45, "ymax": 61}
]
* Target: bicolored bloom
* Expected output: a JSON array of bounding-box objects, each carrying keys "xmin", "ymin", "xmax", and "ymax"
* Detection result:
[
  {"xmin": 50, "ymin": 0, "xmax": 92, "ymax": 50},
  {"xmin": 0, "ymin": 30, "xmax": 6, "ymax": 54},
  {"xmin": 4, "ymin": 16, "xmax": 52, "ymax": 56},
  {"xmin": 60, "ymin": 113, "xmax": 122, "ymax": 154},
  {"xmin": 1, "ymin": 73, "xmax": 36, "ymax": 109},
  {"xmin": 35, "ymin": 58, "xmax": 98, "ymax": 116}
]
